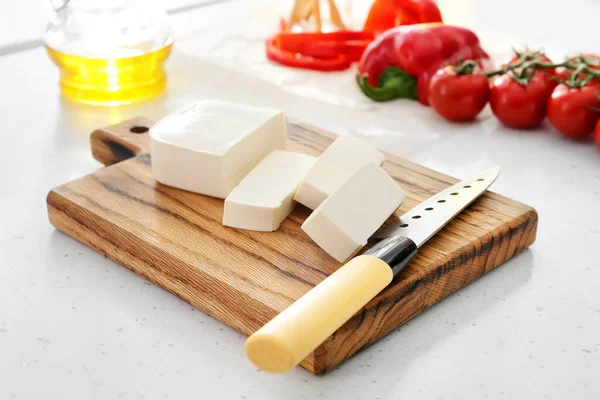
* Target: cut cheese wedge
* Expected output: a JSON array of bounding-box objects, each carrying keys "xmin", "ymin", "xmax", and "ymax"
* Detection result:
[
  {"xmin": 150, "ymin": 101, "xmax": 286, "ymax": 199},
  {"xmin": 294, "ymin": 135, "xmax": 385, "ymax": 210},
  {"xmin": 301, "ymin": 162, "xmax": 404, "ymax": 262},
  {"xmin": 223, "ymin": 150, "xmax": 316, "ymax": 232}
]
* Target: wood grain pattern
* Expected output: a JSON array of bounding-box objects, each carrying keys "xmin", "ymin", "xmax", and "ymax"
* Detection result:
[
  {"xmin": 91, "ymin": 116, "xmax": 153, "ymax": 166},
  {"xmin": 47, "ymin": 118, "xmax": 538, "ymax": 375}
]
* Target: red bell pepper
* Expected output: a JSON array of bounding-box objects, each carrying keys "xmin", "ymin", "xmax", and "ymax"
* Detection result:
[
  {"xmin": 364, "ymin": 0, "xmax": 443, "ymax": 35},
  {"xmin": 357, "ymin": 25, "xmax": 490, "ymax": 105}
]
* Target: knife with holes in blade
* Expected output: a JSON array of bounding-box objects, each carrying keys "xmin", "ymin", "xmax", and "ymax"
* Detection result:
[{"xmin": 245, "ymin": 166, "xmax": 500, "ymax": 373}]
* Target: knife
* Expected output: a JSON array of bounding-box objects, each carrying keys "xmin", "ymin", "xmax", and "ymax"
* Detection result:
[{"xmin": 245, "ymin": 166, "xmax": 500, "ymax": 373}]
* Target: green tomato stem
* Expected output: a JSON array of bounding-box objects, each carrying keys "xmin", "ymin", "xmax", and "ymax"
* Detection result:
[{"xmin": 484, "ymin": 54, "xmax": 600, "ymax": 89}]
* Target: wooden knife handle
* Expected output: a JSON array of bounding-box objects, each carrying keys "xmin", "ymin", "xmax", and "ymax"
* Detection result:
[
  {"xmin": 90, "ymin": 117, "xmax": 155, "ymax": 166},
  {"xmin": 245, "ymin": 255, "xmax": 394, "ymax": 373}
]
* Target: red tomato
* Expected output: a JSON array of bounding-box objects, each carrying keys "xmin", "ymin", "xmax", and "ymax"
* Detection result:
[
  {"xmin": 554, "ymin": 67, "xmax": 569, "ymax": 83},
  {"xmin": 547, "ymin": 84, "xmax": 600, "ymax": 138},
  {"xmin": 490, "ymin": 73, "xmax": 554, "ymax": 129},
  {"xmin": 535, "ymin": 70, "xmax": 560, "ymax": 89},
  {"xmin": 595, "ymin": 119, "xmax": 600, "ymax": 147},
  {"xmin": 428, "ymin": 66, "xmax": 490, "ymax": 122}
]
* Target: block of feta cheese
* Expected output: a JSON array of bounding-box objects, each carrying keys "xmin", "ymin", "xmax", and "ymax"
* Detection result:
[
  {"xmin": 293, "ymin": 135, "xmax": 385, "ymax": 210},
  {"xmin": 301, "ymin": 162, "xmax": 404, "ymax": 262},
  {"xmin": 150, "ymin": 101, "xmax": 286, "ymax": 198},
  {"xmin": 223, "ymin": 150, "xmax": 316, "ymax": 232}
]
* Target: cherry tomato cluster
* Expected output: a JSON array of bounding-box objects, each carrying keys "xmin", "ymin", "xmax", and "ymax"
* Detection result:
[{"xmin": 428, "ymin": 51, "xmax": 600, "ymax": 147}]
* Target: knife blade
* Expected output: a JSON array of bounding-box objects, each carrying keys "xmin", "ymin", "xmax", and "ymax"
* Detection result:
[
  {"xmin": 372, "ymin": 166, "xmax": 501, "ymax": 243},
  {"xmin": 245, "ymin": 167, "xmax": 500, "ymax": 374}
]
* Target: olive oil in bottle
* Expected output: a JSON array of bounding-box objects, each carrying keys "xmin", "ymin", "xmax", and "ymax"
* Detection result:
[{"xmin": 44, "ymin": 0, "xmax": 173, "ymax": 106}]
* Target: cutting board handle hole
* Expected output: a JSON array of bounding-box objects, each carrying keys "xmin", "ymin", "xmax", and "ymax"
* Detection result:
[{"xmin": 130, "ymin": 126, "xmax": 149, "ymax": 134}]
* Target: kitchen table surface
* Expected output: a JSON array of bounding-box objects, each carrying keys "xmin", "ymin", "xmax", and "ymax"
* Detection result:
[{"xmin": 1, "ymin": 1, "xmax": 599, "ymax": 399}]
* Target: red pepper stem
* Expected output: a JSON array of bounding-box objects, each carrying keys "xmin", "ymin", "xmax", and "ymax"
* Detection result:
[{"xmin": 356, "ymin": 67, "xmax": 419, "ymax": 102}]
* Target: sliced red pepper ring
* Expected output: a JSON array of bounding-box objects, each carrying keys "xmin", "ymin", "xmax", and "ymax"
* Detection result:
[
  {"xmin": 275, "ymin": 31, "xmax": 374, "ymax": 62},
  {"xmin": 265, "ymin": 30, "xmax": 374, "ymax": 72},
  {"xmin": 275, "ymin": 30, "xmax": 375, "ymax": 45},
  {"xmin": 277, "ymin": 39, "xmax": 372, "ymax": 62},
  {"xmin": 265, "ymin": 37, "xmax": 352, "ymax": 72}
]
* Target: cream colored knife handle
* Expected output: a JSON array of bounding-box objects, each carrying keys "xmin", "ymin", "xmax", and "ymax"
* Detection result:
[{"xmin": 245, "ymin": 255, "xmax": 393, "ymax": 373}]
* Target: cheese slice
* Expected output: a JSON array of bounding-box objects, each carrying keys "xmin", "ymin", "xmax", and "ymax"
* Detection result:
[
  {"xmin": 150, "ymin": 101, "xmax": 286, "ymax": 198},
  {"xmin": 223, "ymin": 150, "xmax": 316, "ymax": 232},
  {"xmin": 294, "ymin": 135, "xmax": 385, "ymax": 210},
  {"xmin": 301, "ymin": 162, "xmax": 404, "ymax": 262}
]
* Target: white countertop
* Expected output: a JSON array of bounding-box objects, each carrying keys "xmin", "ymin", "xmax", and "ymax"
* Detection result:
[{"xmin": 1, "ymin": 1, "xmax": 599, "ymax": 399}]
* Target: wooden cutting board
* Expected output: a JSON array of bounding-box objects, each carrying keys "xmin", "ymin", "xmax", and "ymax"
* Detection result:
[{"xmin": 47, "ymin": 117, "xmax": 538, "ymax": 375}]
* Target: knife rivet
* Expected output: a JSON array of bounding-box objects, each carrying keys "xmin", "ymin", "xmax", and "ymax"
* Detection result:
[
  {"xmin": 437, "ymin": 200, "xmax": 446, "ymax": 203},
  {"xmin": 451, "ymin": 192, "xmax": 459, "ymax": 195},
  {"xmin": 425, "ymin": 207, "xmax": 433, "ymax": 211},
  {"xmin": 412, "ymin": 215, "xmax": 421, "ymax": 219},
  {"xmin": 477, "ymin": 178, "xmax": 484, "ymax": 181},
  {"xmin": 463, "ymin": 185, "xmax": 471, "ymax": 188},
  {"xmin": 399, "ymin": 223, "xmax": 409, "ymax": 228}
]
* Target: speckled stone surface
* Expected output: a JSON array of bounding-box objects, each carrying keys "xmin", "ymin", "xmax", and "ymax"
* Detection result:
[{"xmin": 1, "ymin": 0, "xmax": 599, "ymax": 398}]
